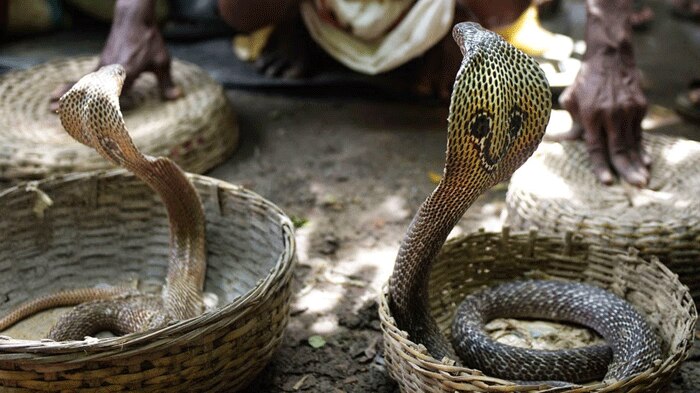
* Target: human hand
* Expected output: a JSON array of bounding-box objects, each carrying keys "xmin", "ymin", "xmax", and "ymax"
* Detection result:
[
  {"xmin": 559, "ymin": 53, "xmax": 650, "ymax": 187},
  {"xmin": 49, "ymin": 0, "xmax": 181, "ymax": 111}
]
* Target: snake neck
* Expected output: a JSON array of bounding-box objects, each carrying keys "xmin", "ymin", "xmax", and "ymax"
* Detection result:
[
  {"xmin": 389, "ymin": 182, "xmax": 481, "ymax": 358},
  {"xmin": 85, "ymin": 118, "xmax": 207, "ymax": 320},
  {"xmin": 85, "ymin": 124, "xmax": 207, "ymax": 320},
  {"xmin": 124, "ymin": 155, "xmax": 207, "ymax": 320},
  {"xmin": 57, "ymin": 66, "xmax": 207, "ymax": 321}
]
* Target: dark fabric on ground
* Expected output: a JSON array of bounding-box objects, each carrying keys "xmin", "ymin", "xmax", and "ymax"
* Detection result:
[{"xmin": 0, "ymin": 28, "xmax": 421, "ymax": 100}]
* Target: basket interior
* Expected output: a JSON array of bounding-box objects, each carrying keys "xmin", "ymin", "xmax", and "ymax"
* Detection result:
[
  {"xmin": 0, "ymin": 171, "xmax": 287, "ymax": 323},
  {"xmin": 427, "ymin": 231, "xmax": 695, "ymax": 361}
]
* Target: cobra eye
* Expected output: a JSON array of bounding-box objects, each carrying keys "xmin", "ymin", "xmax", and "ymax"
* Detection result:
[
  {"xmin": 508, "ymin": 106, "xmax": 526, "ymax": 138},
  {"xmin": 469, "ymin": 111, "xmax": 491, "ymax": 139}
]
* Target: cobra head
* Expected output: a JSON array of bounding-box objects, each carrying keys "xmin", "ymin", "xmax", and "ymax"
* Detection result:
[
  {"xmin": 58, "ymin": 64, "xmax": 126, "ymax": 148},
  {"xmin": 444, "ymin": 22, "xmax": 551, "ymax": 190},
  {"xmin": 58, "ymin": 64, "xmax": 135, "ymax": 167}
]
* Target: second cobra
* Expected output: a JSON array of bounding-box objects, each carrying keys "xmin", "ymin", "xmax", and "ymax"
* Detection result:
[{"xmin": 388, "ymin": 22, "xmax": 660, "ymax": 384}]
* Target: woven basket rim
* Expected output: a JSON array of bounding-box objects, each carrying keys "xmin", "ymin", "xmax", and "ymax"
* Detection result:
[
  {"xmin": 508, "ymin": 134, "xmax": 700, "ymax": 224},
  {"xmin": 379, "ymin": 228, "xmax": 698, "ymax": 391},
  {"xmin": 0, "ymin": 169, "xmax": 296, "ymax": 354},
  {"xmin": 0, "ymin": 55, "xmax": 204, "ymax": 79},
  {"xmin": 0, "ymin": 56, "xmax": 239, "ymax": 180}
]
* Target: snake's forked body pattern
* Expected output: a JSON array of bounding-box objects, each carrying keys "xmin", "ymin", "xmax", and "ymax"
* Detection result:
[
  {"xmin": 388, "ymin": 23, "xmax": 660, "ymax": 384},
  {"xmin": 0, "ymin": 65, "xmax": 206, "ymax": 340}
]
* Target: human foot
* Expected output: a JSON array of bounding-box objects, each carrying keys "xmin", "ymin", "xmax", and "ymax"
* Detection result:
[
  {"xmin": 253, "ymin": 13, "xmax": 314, "ymax": 79},
  {"xmin": 675, "ymin": 83, "xmax": 700, "ymax": 121},
  {"xmin": 669, "ymin": 0, "xmax": 700, "ymax": 21}
]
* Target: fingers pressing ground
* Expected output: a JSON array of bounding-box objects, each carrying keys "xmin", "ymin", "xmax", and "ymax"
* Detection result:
[
  {"xmin": 624, "ymin": 107, "xmax": 650, "ymax": 180},
  {"xmin": 589, "ymin": 148, "xmax": 615, "ymax": 185},
  {"xmin": 605, "ymin": 114, "xmax": 648, "ymax": 187},
  {"xmin": 153, "ymin": 58, "xmax": 183, "ymax": 101},
  {"xmin": 559, "ymin": 86, "xmax": 581, "ymax": 124},
  {"xmin": 631, "ymin": 107, "xmax": 652, "ymax": 168},
  {"xmin": 581, "ymin": 114, "xmax": 615, "ymax": 185},
  {"xmin": 49, "ymin": 82, "xmax": 77, "ymax": 112},
  {"xmin": 611, "ymin": 153, "xmax": 647, "ymax": 187},
  {"xmin": 620, "ymin": 104, "xmax": 650, "ymax": 180}
]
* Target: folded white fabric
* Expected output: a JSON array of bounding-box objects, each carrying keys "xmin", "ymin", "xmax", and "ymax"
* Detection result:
[{"xmin": 301, "ymin": 0, "xmax": 455, "ymax": 75}]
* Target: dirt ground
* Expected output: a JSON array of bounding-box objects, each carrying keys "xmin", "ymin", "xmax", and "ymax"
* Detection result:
[
  {"xmin": 2, "ymin": 0, "xmax": 700, "ymax": 392},
  {"xmin": 218, "ymin": 2, "xmax": 700, "ymax": 390},
  {"xmin": 204, "ymin": 6, "xmax": 700, "ymax": 390},
  {"xmin": 218, "ymin": 92, "xmax": 511, "ymax": 393},
  {"xmin": 218, "ymin": 88, "xmax": 700, "ymax": 392}
]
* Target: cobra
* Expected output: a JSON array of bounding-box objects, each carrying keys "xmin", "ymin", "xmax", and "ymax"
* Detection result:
[
  {"xmin": 0, "ymin": 65, "xmax": 206, "ymax": 340},
  {"xmin": 388, "ymin": 22, "xmax": 660, "ymax": 384}
]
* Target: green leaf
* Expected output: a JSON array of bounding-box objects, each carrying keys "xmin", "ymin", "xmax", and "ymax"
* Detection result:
[
  {"xmin": 308, "ymin": 335, "xmax": 326, "ymax": 348},
  {"xmin": 291, "ymin": 215, "xmax": 309, "ymax": 229}
]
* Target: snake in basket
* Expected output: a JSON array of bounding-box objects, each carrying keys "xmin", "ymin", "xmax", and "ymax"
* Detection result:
[
  {"xmin": 0, "ymin": 65, "xmax": 206, "ymax": 340},
  {"xmin": 388, "ymin": 22, "xmax": 660, "ymax": 384}
]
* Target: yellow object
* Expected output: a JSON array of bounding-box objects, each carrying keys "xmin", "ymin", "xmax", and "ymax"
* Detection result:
[
  {"xmin": 232, "ymin": 26, "xmax": 275, "ymax": 62},
  {"xmin": 427, "ymin": 171, "xmax": 442, "ymax": 184},
  {"xmin": 493, "ymin": 5, "xmax": 573, "ymax": 60}
]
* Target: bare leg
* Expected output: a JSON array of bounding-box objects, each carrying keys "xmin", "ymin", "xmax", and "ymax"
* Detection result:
[
  {"xmin": 461, "ymin": 0, "xmax": 531, "ymax": 30},
  {"xmin": 217, "ymin": 0, "xmax": 301, "ymax": 33}
]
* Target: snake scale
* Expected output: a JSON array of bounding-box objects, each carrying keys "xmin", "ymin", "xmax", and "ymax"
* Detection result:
[
  {"xmin": 388, "ymin": 22, "xmax": 660, "ymax": 384},
  {"xmin": 0, "ymin": 65, "xmax": 206, "ymax": 340}
]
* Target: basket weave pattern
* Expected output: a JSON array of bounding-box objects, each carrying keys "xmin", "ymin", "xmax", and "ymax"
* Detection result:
[
  {"xmin": 0, "ymin": 170, "xmax": 295, "ymax": 392},
  {"xmin": 506, "ymin": 134, "xmax": 700, "ymax": 298},
  {"xmin": 0, "ymin": 57, "xmax": 239, "ymax": 180},
  {"xmin": 380, "ymin": 229, "xmax": 696, "ymax": 392}
]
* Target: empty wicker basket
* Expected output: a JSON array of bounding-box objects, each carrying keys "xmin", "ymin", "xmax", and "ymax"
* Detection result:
[
  {"xmin": 0, "ymin": 57, "xmax": 239, "ymax": 181},
  {"xmin": 379, "ymin": 228, "xmax": 696, "ymax": 393},
  {"xmin": 506, "ymin": 134, "xmax": 700, "ymax": 299},
  {"xmin": 0, "ymin": 170, "xmax": 295, "ymax": 392}
]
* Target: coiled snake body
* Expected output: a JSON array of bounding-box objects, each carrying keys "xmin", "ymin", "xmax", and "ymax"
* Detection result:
[
  {"xmin": 0, "ymin": 65, "xmax": 206, "ymax": 340},
  {"xmin": 388, "ymin": 23, "xmax": 660, "ymax": 384}
]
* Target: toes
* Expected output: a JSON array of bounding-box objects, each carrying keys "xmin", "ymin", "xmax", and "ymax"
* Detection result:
[
  {"xmin": 264, "ymin": 59, "xmax": 290, "ymax": 78},
  {"xmin": 611, "ymin": 153, "xmax": 648, "ymax": 187},
  {"xmin": 281, "ymin": 61, "xmax": 306, "ymax": 79},
  {"xmin": 588, "ymin": 147, "xmax": 615, "ymax": 185}
]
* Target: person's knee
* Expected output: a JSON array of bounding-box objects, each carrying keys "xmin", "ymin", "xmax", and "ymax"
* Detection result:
[{"xmin": 217, "ymin": 0, "xmax": 299, "ymax": 32}]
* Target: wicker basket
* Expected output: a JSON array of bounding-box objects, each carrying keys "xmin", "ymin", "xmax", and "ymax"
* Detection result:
[
  {"xmin": 0, "ymin": 170, "xmax": 295, "ymax": 392},
  {"xmin": 0, "ymin": 57, "xmax": 239, "ymax": 181},
  {"xmin": 505, "ymin": 134, "xmax": 700, "ymax": 299},
  {"xmin": 380, "ymin": 228, "xmax": 696, "ymax": 393}
]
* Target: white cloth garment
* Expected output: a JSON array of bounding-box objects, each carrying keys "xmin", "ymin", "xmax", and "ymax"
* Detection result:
[{"xmin": 300, "ymin": 0, "xmax": 456, "ymax": 75}]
